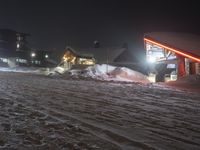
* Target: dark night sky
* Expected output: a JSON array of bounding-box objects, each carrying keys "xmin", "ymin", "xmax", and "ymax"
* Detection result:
[{"xmin": 0, "ymin": 0, "xmax": 200, "ymax": 51}]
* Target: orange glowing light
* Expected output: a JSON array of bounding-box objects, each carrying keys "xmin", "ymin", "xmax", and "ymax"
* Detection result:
[
  {"xmin": 63, "ymin": 51, "xmax": 76, "ymax": 63},
  {"xmin": 144, "ymin": 38, "xmax": 200, "ymax": 63}
]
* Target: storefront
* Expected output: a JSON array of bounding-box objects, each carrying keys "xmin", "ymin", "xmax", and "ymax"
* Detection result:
[{"xmin": 144, "ymin": 32, "xmax": 200, "ymax": 82}]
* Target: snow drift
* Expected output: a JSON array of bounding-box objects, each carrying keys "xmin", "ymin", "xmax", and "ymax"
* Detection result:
[{"xmin": 67, "ymin": 64, "xmax": 150, "ymax": 83}]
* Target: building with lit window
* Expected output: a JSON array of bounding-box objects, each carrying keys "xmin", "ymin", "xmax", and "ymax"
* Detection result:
[
  {"xmin": 58, "ymin": 46, "xmax": 130, "ymax": 70},
  {"xmin": 144, "ymin": 32, "xmax": 200, "ymax": 82},
  {"xmin": 29, "ymin": 50, "xmax": 54, "ymax": 67},
  {"xmin": 0, "ymin": 29, "xmax": 30, "ymax": 67},
  {"xmin": 0, "ymin": 29, "xmax": 54, "ymax": 67},
  {"xmin": 58, "ymin": 47, "xmax": 95, "ymax": 70}
]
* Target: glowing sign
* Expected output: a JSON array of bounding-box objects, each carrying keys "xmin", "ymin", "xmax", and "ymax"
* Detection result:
[{"xmin": 144, "ymin": 38, "xmax": 200, "ymax": 63}]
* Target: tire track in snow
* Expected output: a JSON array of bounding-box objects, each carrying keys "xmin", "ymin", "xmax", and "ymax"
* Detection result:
[{"xmin": 1, "ymin": 72, "xmax": 200, "ymax": 150}]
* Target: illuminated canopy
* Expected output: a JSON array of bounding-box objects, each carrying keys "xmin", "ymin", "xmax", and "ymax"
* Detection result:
[{"xmin": 144, "ymin": 32, "xmax": 200, "ymax": 63}]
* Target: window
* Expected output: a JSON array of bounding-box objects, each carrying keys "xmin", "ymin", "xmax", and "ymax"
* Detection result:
[
  {"xmin": 146, "ymin": 43, "xmax": 165, "ymax": 62},
  {"xmin": 16, "ymin": 58, "xmax": 27, "ymax": 63},
  {"xmin": 0, "ymin": 58, "xmax": 8, "ymax": 63}
]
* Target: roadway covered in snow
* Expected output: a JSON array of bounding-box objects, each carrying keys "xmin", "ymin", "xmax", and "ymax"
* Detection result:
[{"xmin": 0, "ymin": 72, "xmax": 200, "ymax": 150}]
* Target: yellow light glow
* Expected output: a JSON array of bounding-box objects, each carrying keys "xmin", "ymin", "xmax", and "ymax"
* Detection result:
[
  {"xmin": 62, "ymin": 51, "xmax": 76, "ymax": 64},
  {"xmin": 79, "ymin": 58, "xmax": 95, "ymax": 65}
]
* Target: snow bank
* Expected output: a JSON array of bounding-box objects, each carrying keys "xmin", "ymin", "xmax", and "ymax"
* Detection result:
[
  {"xmin": 67, "ymin": 64, "xmax": 150, "ymax": 83},
  {"xmin": 109, "ymin": 67, "xmax": 150, "ymax": 83},
  {"xmin": 0, "ymin": 65, "xmax": 150, "ymax": 83}
]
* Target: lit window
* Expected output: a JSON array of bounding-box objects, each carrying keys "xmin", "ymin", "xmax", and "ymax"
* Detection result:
[
  {"xmin": 78, "ymin": 58, "xmax": 95, "ymax": 65},
  {"xmin": 0, "ymin": 58, "xmax": 8, "ymax": 63}
]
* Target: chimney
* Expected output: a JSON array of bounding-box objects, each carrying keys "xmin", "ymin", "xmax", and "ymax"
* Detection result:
[{"xmin": 94, "ymin": 40, "xmax": 100, "ymax": 48}]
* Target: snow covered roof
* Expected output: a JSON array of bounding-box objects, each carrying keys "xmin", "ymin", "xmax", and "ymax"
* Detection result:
[
  {"xmin": 65, "ymin": 46, "xmax": 126, "ymax": 63},
  {"xmin": 144, "ymin": 32, "xmax": 200, "ymax": 62},
  {"xmin": 65, "ymin": 47, "xmax": 94, "ymax": 59}
]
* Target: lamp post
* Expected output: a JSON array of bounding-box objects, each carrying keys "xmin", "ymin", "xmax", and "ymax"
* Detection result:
[
  {"xmin": 31, "ymin": 52, "xmax": 36, "ymax": 58},
  {"xmin": 45, "ymin": 54, "xmax": 49, "ymax": 58},
  {"xmin": 31, "ymin": 52, "xmax": 36, "ymax": 66}
]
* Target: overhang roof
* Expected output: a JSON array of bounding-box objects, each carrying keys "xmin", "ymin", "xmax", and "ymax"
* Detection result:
[{"xmin": 144, "ymin": 32, "xmax": 200, "ymax": 62}]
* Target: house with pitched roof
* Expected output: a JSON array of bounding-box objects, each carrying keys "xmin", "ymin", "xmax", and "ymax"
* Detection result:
[{"xmin": 57, "ymin": 45, "xmax": 130, "ymax": 70}]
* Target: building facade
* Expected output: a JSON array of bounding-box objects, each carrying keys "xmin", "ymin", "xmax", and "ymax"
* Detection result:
[
  {"xmin": 144, "ymin": 32, "xmax": 200, "ymax": 82},
  {"xmin": 0, "ymin": 29, "xmax": 30, "ymax": 67},
  {"xmin": 0, "ymin": 29, "xmax": 54, "ymax": 67},
  {"xmin": 55, "ymin": 45, "xmax": 129, "ymax": 70}
]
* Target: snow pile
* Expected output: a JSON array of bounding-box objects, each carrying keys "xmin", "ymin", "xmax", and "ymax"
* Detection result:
[
  {"xmin": 109, "ymin": 67, "xmax": 149, "ymax": 83},
  {"xmin": 84, "ymin": 64, "xmax": 116, "ymax": 78},
  {"xmin": 67, "ymin": 64, "xmax": 150, "ymax": 83},
  {"xmin": 49, "ymin": 66, "xmax": 66, "ymax": 75}
]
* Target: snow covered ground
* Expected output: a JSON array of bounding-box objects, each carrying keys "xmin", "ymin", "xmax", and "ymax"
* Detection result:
[
  {"xmin": 0, "ymin": 67, "xmax": 50, "ymax": 75},
  {"xmin": 0, "ymin": 71, "xmax": 200, "ymax": 150},
  {"xmin": 164, "ymin": 74, "xmax": 200, "ymax": 93},
  {"xmin": 59, "ymin": 64, "xmax": 150, "ymax": 84}
]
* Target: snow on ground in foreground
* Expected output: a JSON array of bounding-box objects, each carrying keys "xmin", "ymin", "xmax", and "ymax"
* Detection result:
[
  {"xmin": 0, "ymin": 72, "xmax": 200, "ymax": 150},
  {"xmin": 174, "ymin": 74, "xmax": 200, "ymax": 84},
  {"xmin": 68, "ymin": 64, "xmax": 150, "ymax": 83},
  {"xmin": 0, "ymin": 66, "xmax": 49, "ymax": 75},
  {"xmin": 158, "ymin": 74, "xmax": 200, "ymax": 93}
]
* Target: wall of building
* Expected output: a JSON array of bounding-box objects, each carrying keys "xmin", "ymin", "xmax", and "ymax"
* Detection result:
[
  {"xmin": 0, "ymin": 29, "xmax": 55, "ymax": 68},
  {"xmin": 0, "ymin": 29, "xmax": 17, "ymax": 53},
  {"xmin": 145, "ymin": 40, "xmax": 200, "ymax": 82},
  {"xmin": 195, "ymin": 63, "xmax": 200, "ymax": 74}
]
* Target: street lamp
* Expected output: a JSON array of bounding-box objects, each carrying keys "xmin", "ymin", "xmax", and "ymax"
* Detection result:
[
  {"xmin": 17, "ymin": 43, "xmax": 20, "ymax": 49},
  {"xmin": 31, "ymin": 52, "xmax": 36, "ymax": 57}
]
